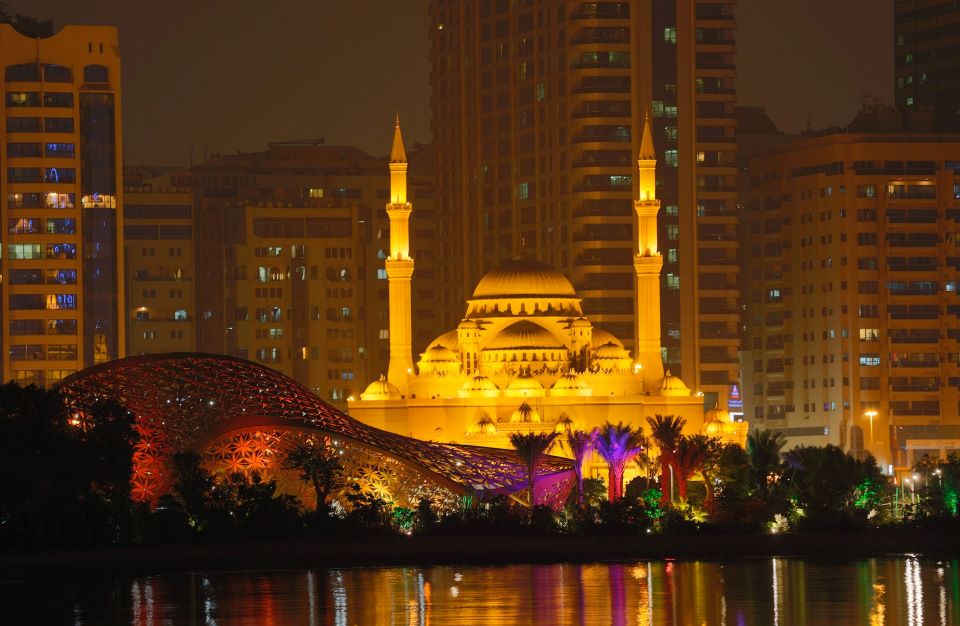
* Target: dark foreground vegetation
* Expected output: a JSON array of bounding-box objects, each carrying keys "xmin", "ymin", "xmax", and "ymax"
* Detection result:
[{"xmin": 3, "ymin": 382, "xmax": 960, "ymax": 574}]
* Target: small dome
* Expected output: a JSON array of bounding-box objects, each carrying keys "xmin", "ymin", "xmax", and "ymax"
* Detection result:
[
  {"xmin": 504, "ymin": 374, "xmax": 545, "ymax": 397},
  {"xmin": 457, "ymin": 374, "xmax": 501, "ymax": 398},
  {"xmin": 472, "ymin": 258, "xmax": 577, "ymax": 299},
  {"xmin": 469, "ymin": 414, "xmax": 497, "ymax": 435},
  {"xmin": 571, "ymin": 316, "xmax": 592, "ymax": 328},
  {"xmin": 656, "ymin": 369, "xmax": 692, "ymax": 397},
  {"xmin": 591, "ymin": 329, "xmax": 623, "ymax": 349},
  {"xmin": 705, "ymin": 404, "xmax": 732, "ymax": 423},
  {"xmin": 359, "ymin": 374, "xmax": 402, "ymax": 401},
  {"xmin": 510, "ymin": 402, "xmax": 541, "ymax": 423},
  {"xmin": 550, "ymin": 372, "xmax": 592, "ymax": 397},
  {"xmin": 458, "ymin": 319, "xmax": 480, "ymax": 330},
  {"xmin": 486, "ymin": 320, "xmax": 565, "ymax": 351},
  {"xmin": 422, "ymin": 345, "xmax": 458, "ymax": 363},
  {"xmin": 594, "ymin": 341, "xmax": 630, "ymax": 360}
]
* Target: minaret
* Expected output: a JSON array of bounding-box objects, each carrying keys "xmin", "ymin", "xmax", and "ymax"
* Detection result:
[
  {"xmin": 386, "ymin": 115, "xmax": 415, "ymax": 391},
  {"xmin": 633, "ymin": 112, "xmax": 666, "ymax": 384}
]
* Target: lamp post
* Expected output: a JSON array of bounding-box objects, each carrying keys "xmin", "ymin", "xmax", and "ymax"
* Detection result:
[{"xmin": 864, "ymin": 409, "xmax": 878, "ymax": 446}]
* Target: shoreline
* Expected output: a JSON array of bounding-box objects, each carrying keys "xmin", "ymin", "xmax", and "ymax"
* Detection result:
[{"xmin": 3, "ymin": 529, "xmax": 960, "ymax": 579}]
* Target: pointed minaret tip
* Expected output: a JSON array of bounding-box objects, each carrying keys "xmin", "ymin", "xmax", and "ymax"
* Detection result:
[
  {"xmin": 639, "ymin": 110, "xmax": 656, "ymax": 161},
  {"xmin": 390, "ymin": 114, "xmax": 407, "ymax": 163}
]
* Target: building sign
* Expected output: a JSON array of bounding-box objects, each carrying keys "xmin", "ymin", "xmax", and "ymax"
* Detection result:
[{"xmin": 728, "ymin": 384, "xmax": 743, "ymax": 410}]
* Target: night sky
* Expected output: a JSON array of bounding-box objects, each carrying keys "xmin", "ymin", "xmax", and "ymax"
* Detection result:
[{"xmin": 23, "ymin": 0, "xmax": 892, "ymax": 165}]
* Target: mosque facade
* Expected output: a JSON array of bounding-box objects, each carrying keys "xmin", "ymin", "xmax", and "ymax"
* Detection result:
[{"xmin": 349, "ymin": 116, "xmax": 745, "ymax": 477}]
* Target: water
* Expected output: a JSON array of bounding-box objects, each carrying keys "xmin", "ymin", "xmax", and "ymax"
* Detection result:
[{"xmin": 3, "ymin": 557, "xmax": 957, "ymax": 625}]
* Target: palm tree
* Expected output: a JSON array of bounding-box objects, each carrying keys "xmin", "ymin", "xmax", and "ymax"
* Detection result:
[
  {"xmin": 509, "ymin": 431, "xmax": 560, "ymax": 506},
  {"xmin": 646, "ymin": 414, "xmax": 686, "ymax": 505},
  {"xmin": 688, "ymin": 434, "xmax": 724, "ymax": 510},
  {"xmin": 747, "ymin": 428, "xmax": 787, "ymax": 496},
  {"xmin": 566, "ymin": 429, "xmax": 595, "ymax": 506},
  {"xmin": 674, "ymin": 435, "xmax": 711, "ymax": 504},
  {"xmin": 593, "ymin": 422, "xmax": 646, "ymax": 501},
  {"xmin": 283, "ymin": 438, "xmax": 343, "ymax": 514}
]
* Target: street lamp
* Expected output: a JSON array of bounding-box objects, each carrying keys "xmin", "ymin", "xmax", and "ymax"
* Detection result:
[{"xmin": 864, "ymin": 409, "xmax": 878, "ymax": 443}]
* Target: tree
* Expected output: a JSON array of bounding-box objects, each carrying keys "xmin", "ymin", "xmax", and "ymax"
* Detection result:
[
  {"xmin": 593, "ymin": 422, "xmax": 646, "ymax": 501},
  {"xmin": 782, "ymin": 445, "xmax": 886, "ymax": 528},
  {"xmin": 509, "ymin": 432, "xmax": 560, "ymax": 506},
  {"xmin": 566, "ymin": 429, "xmax": 594, "ymax": 507},
  {"xmin": 747, "ymin": 429, "xmax": 787, "ymax": 497},
  {"xmin": 283, "ymin": 438, "xmax": 343, "ymax": 514},
  {"xmin": 646, "ymin": 414, "xmax": 686, "ymax": 505},
  {"xmin": 674, "ymin": 435, "xmax": 713, "ymax": 505},
  {"xmin": 687, "ymin": 435, "xmax": 725, "ymax": 510}
]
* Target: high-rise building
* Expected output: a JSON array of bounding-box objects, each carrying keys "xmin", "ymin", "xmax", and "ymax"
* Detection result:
[
  {"xmin": 121, "ymin": 138, "xmax": 438, "ymax": 407},
  {"xmin": 428, "ymin": 0, "xmax": 739, "ymax": 408},
  {"xmin": 895, "ymin": 0, "xmax": 960, "ymax": 130},
  {"xmin": 1, "ymin": 25, "xmax": 124, "ymax": 387},
  {"xmin": 744, "ymin": 112, "xmax": 960, "ymax": 471}
]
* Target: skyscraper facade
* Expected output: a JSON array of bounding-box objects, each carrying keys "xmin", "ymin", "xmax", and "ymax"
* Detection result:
[
  {"xmin": 895, "ymin": 0, "xmax": 960, "ymax": 130},
  {"xmin": 428, "ymin": 0, "xmax": 739, "ymax": 408},
  {"xmin": 1, "ymin": 25, "xmax": 124, "ymax": 387},
  {"xmin": 744, "ymin": 119, "xmax": 960, "ymax": 471}
]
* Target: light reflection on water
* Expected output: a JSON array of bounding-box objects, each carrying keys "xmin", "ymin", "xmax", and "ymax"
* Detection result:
[{"xmin": 3, "ymin": 557, "xmax": 959, "ymax": 625}]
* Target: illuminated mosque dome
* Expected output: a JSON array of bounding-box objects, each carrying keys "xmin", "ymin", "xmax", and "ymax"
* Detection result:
[
  {"xmin": 360, "ymin": 374, "xmax": 403, "ymax": 401},
  {"xmin": 457, "ymin": 373, "xmax": 501, "ymax": 398},
  {"xmin": 418, "ymin": 344, "xmax": 460, "ymax": 376},
  {"xmin": 549, "ymin": 372, "xmax": 592, "ymax": 397},
  {"xmin": 504, "ymin": 374, "xmax": 546, "ymax": 397},
  {"xmin": 554, "ymin": 413, "xmax": 578, "ymax": 434},
  {"xmin": 472, "ymin": 258, "xmax": 577, "ymax": 299},
  {"xmin": 656, "ymin": 370, "xmax": 692, "ymax": 397}
]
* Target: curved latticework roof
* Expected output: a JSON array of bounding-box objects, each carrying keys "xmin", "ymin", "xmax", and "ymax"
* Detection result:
[
  {"xmin": 58, "ymin": 353, "xmax": 572, "ymax": 505},
  {"xmin": 472, "ymin": 258, "xmax": 577, "ymax": 299}
]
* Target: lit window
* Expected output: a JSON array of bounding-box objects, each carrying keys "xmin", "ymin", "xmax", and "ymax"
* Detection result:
[
  {"xmin": 664, "ymin": 27, "xmax": 676, "ymax": 44},
  {"xmin": 518, "ymin": 182, "xmax": 529, "ymax": 200}
]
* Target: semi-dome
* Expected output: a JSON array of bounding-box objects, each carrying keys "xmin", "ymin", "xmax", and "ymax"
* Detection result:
[
  {"xmin": 590, "ymin": 329, "xmax": 623, "ymax": 349},
  {"xmin": 549, "ymin": 372, "xmax": 592, "ymax": 397},
  {"xmin": 457, "ymin": 374, "xmax": 501, "ymax": 398},
  {"xmin": 472, "ymin": 258, "xmax": 577, "ymax": 299},
  {"xmin": 422, "ymin": 344, "xmax": 458, "ymax": 363},
  {"xmin": 656, "ymin": 370, "xmax": 691, "ymax": 397},
  {"xmin": 594, "ymin": 341, "xmax": 630, "ymax": 360},
  {"xmin": 504, "ymin": 374, "xmax": 545, "ymax": 397},
  {"xmin": 486, "ymin": 320, "xmax": 565, "ymax": 351},
  {"xmin": 360, "ymin": 374, "xmax": 402, "ymax": 401},
  {"xmin": 509, "ymin": 401, "xmax": 541, "ymax": 423}
]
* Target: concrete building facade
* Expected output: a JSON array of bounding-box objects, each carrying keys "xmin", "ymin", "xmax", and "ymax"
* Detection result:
[{"xmin": 744, "ymin": 122, "xmax": 960, "ymax": 471}]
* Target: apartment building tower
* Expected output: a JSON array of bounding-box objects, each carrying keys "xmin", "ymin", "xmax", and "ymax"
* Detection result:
[
  {"xmin": 1, "ymin": 25, "xmax": 124, "ymax": 386},
  {"xmin": 744, "ymin": 114, "xmax": 960, "ymax": 471}
]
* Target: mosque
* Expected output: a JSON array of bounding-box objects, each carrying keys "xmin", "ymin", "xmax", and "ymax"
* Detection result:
[{"xmin": 348, "ymin": 116, "xmax": 745, "ymax": 478}]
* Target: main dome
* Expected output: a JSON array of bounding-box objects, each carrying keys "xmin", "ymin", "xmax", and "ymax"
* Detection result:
[{"xmin": 472, "ymin": 258, "xmax": 577, "ymax": 299}]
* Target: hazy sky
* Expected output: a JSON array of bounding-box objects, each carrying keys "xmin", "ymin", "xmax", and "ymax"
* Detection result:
[{"xmin": 22, "ymin": 0, "xmax": 892, "ymax": 165}]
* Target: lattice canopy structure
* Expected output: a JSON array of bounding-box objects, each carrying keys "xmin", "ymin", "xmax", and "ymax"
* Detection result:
[{"xmin": 58, "ymin": 354, "xmax": 574, "ymax": 508}]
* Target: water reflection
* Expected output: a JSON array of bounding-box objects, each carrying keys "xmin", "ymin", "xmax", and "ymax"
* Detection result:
[{"xmin": 3, "ymin": 557, "xmax": 959, "ymax": 625}]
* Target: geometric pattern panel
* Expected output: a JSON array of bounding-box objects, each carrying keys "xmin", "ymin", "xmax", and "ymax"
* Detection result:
[{"xmin": 58, "ymin": 353, "xmax": 573, "ymax": 506}]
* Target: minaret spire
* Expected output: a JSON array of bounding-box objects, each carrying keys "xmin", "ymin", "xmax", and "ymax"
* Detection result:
[
  {"xmin": 385, "ymin": 116, "xmax": 415, "ymax": 391},
  {"xmin": 633, "ymin": 109, "xmax": 666, "ymax": 386}
]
